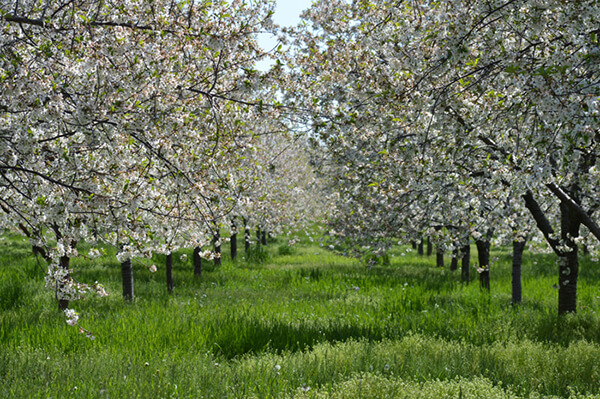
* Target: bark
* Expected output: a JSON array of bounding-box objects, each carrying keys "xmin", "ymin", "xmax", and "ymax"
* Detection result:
[
  {"xmin": 417, "ymin": 238, "xmax": 424, "ymax": 255},
  {"xmin": 213, "ymin": 231, "xmax": 221, "ymax": 267},
  {"xmin": 558, "ymin": 201, "xmax": 580, "ymax": 314},
  {"xmin": 522, "ymin": 187, "xmax": 582, "ymax": 314},
  {"xmin": 58, "ymin": 255, "xmax": 70, "ymax": 310},
  {"xmin": 243, "ymin": 218, "xmax": 250, "ymax": 253},
  {"xmin": 436, "ymin": 246, "xmax": 444, "ymax": 268},
  {"xmin": 166, "ymin": 253, "xmax": 174, "ymax": 293},
  {"xmin": 450, "ymin": 247, "xmax": 458, "ymax": 271},
  {"xmin": 461, "ymin": 244, "xmax": 470, "ymax": 284},
  {"xmin": 261, "ymin": 230, "xmax": 267, "ymax": 246},
  {"xmin": 512, "ymin": 239, "xmax": 526, "ymax": 305},
  {"xmin": 475, "ymin": 231, "xmax": 492, "ymax": 292},
  {"xmin": 193, "ymin": 246, "xmax": 202, "ymax": 277},
  {"xmin": 547, "ymin": 183, "xmax": 600, "ymax": 241},
  {"xmin": 230, "ymin": 219, "xmax": 237, "ymax": 261},
  {"xmin": 411, "ymin": 241, "xmax": 417, "ymax": 250},
  {"xmin": 522, "ymin": 190, "xmax": 561, "ymax": 255},
  {"xmin": 121, "ymin": 259, "xmax": 134, "ymax": 301},
  {"xmin": 426, "ymin": 237, "xmax": 433, "ymax": 256}
]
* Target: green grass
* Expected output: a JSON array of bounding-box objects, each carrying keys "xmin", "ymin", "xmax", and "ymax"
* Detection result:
[{"xmin": 1, "ymin": 231, "xmax": 600, "ymax": 398}]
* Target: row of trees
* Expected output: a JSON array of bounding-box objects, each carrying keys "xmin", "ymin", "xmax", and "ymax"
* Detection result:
[
  {"xmin": 0, "ymin": 0, "xmax": 320, "ymax": 329},
  {"xmin": 2, "ymin": 0, "xmax": 599, "ymax": 327},
  {"xmin": 284, "ymin": 0, "xmax": 600, "ymax": 314}
]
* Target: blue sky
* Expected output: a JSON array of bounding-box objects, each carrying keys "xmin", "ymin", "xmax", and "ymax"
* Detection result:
[
  {"xmin": 271, "ymin": 0, "xmax": 314, "ymax": 27},
  {"xmin": 256, "ymin": 0, "xmax": 314, "ymax": 70}
]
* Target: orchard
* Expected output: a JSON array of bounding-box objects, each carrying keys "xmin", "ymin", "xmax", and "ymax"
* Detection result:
[{"xmin": 1, "ymin": 1, "xmax": 600, "ymax": 397}]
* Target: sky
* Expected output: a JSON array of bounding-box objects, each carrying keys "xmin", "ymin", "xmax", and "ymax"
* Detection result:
[
  {"xmin": 271, "ymin": 0, "xmax": 314, "ymax": 27},
  {"xmin": 256, "ymin": 0, "xmax": 315, "ymax": 70}
]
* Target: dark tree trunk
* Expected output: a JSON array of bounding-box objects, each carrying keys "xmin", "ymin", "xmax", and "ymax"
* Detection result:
[
  {"xmin": 243, "ymin": 218, "xmax": 250, "ymax": 253},
  {"xmin": 58, "ymin": 255, "xmax": 70, "ymax": 310},
  {"xmin": 230, "ymin": 220, "xmax": 237, "ymax": 261},
  {"xmin": 475, "ymin": 234, "xmax": 491, "ymax": 292},
  {"xmin": 121, "ymin": 259, "xmax": 134, "ymax": 301},
  {"xmin": 417, "ymin": 238, "xmax": 424, "ymax": 255},
  {"xmin": 426, "ymin": 237, "xmax": 433, "ymax": 256},
  {"xmin": 522, "ymin": 188, "xmax": 582, "ymax": 314},
  {"xmin": 450, "ymin": 247, "xmax": 458, "ymax": 271},
  {"xmin": 559, "ymin": 201, "xmax": 580, "ymax": 314},
  {"xmin": 166, "ymin": 253, "xmax": 174, "ymax": 293},
  {"xmin": 512, "ymin": 239, "xmax": 526, "ymax": 305},
  {"xmin": 193, "ymin": 246, "xmax": 202, "ymax": 277},
  {"xmin": 261, "ymin": 230, "xmax": 267, "ymax": 246},
  {"xmin": 411, "ymin": 241, "xmax": 417, "ymax": 250},
  {"xmin": 461, "ymin": 243, "xmax": 470, "ymax": 284},
  {"xmin": 436, "ymin": 246, "xmax": 444, "ymax": 267},
  {"xmin": 213, "ymin": 231, "xmax": 222, "ymax": 267}
]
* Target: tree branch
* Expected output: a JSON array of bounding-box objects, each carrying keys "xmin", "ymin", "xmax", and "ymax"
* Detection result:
[
  {"xmin": 546, "ymin": 182, "xmax": 600, "ymax": 241},
  {"xmin": 522, "ymin": 190, "xmax": 561, "ymax": 256}
]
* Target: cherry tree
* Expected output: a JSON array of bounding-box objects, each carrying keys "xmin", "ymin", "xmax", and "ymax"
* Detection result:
[
  {"xmin": 285, "ymin": 0, "xmax": 600, "ymax": 313},
  {"xmin": 0, "ymin": 0, "xmax": 279, "ymax": 329}
]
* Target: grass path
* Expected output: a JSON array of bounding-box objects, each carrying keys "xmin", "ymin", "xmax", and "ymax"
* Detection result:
[{"xmin": 1, "ymin": 232, "xmax": 600, "ymax": 398}]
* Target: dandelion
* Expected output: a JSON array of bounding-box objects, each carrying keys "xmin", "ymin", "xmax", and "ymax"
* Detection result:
[{"xmin": 274, "ymin": 364, "xmax": 281, "ymax": 371}]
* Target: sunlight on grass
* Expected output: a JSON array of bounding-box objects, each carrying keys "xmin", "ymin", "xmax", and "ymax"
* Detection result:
[{"xmin": 1, "ymin": 232, "xmax": 600, "ymax": 398}]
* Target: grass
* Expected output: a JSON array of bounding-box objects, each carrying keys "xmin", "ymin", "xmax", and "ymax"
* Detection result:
[{"xmin": 1, "ymin": 230, "xmax": 600, "ymax": 398}]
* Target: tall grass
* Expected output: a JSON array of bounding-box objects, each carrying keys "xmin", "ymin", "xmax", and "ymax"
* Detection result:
[{"xmin": 1, "ymin": 231, "xmax": 600, "ymax": 398}]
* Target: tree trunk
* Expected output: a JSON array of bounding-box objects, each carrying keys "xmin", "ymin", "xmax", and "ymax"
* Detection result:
[
  {"xmin": 475, "ymin": 235, "xmax": 491, "ymax": 292},
  {"xmin": 450, "ymin": 247, "xmax": 458, "ymax": 271},
  {"xmin": 230, "ymin": 219, "xmax": 237, "ymax": 261},
  {"xmin": 121, "ymin": 259, "xmax": 134, "ymax": 301},
  {"xmin": 213, "ymin": 231, "xmax": 222, "ymax": 267},
  {"xmin": 426, "ymin": 237, "xmax": 433, "ymax": 256},
  {"xmin": 522, "ymin": 188, "xmax": 582, "ymax": 314},
  {"xmin": 436, "ymin": 246, "xmax": 444, "ymax": 267},
  {"xmin": 243, "ymin": 218, "xmax": 250, "ymax": 253},
  {"xmin": 58, "ymin": 255, "xmax": 70, "ymax": 310},
  {"xmin": 411, "ymin": 241, "xmax": 417, "ymax": 250},
  {"xmin": 512, "ymin": 239, "xmax": 526, "ymax": 305},
  {"xmin": 261, "ymin": 230, "xmax": 267, "ymax": 246},
  {"xmin": 558, "ymin": 201, "xmax": 580, "ymax": 314},
  {"xmin": 193, "ymin": 246, "xmax": 202, "ymax": 277},
  {"xmin": 461, "ymin": 243, "xmax": 470, "ymax": 284},
  {"xmin": 417, "ymin": 238, "xmax": 424, "ymax": 256},
  {"xmin": 166, "ymin": 253, "xmax": 174, "ymax": 293}
]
